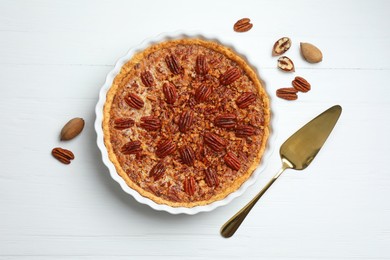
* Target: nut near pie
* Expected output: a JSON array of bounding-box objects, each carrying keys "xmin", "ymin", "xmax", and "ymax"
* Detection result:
[{"xmin": 102, "ymin": 38, "xmax": 270, "ymax": 208}]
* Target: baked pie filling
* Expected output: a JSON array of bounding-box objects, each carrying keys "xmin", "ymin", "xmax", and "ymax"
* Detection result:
[{"xmin": 103, "ymin": 39, "xmax": 270, "ymax": 207}]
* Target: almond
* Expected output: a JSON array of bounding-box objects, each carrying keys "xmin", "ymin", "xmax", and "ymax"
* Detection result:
[
  {"xmin": 300, "ymin": 42, "xmax": 323, "ymax": 63},
  {"xmin": 60, "ymin": 118, "xmax": 85, "ymax": 141}
]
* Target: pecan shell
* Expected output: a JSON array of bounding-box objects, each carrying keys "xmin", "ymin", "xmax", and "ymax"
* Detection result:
[
  {"xmin": 195, "ymin": 55, "xmax": 209, "ymax": 75},
  {"xmin": 156, "ymin": 139, "xmax": 176, "ymax": 158},
  {"xmin": 141, "ymin": 71, "xmax": 155, "ymax": 87},
  {"xmin": 140, "ymin": 116, "xmax": 161, "ymax": 131},
  {"xmin": 204, "ymin": 168, "xmax": 219, "ymax": 187},
  {"xmin": 224, "ymin": 151, "xmax": 241, "ymax": 171},
  {"xmin": 149, "ymin": 161, "xmax": 166, "ymax": 181},
  {"xmin": 195, "ymin": 84, "xmax": 212, "ymax": 102},
  {"xmin": 178, "ymin": 110, "xmax": 194, "ymax": 133},
  {"xmin": 277, "ymin": 56, "xmax": 295, "ymax": 72},
  {"xmin": 60, "ymin": 117, "xmax": 84, "ymax": 141},
  {"xmin": 162, "ymin": 82, "xmax": 178, "ymax": 104},
  {"xmin": 276, "ymin": 87, "xmax": 298, "ymax": 100},
  {"xmin": 272, "ymin": 37, "xmax": 291, "ymax": 56},
  {"xmin": 184, "ymin": 176, "xmax": 196, "ymax": 196},
  {"xmin": 233, "ymin": 18, "xmax": 253, "ymax": 32},
  {"xmin": 179, "ymin": 145, "xmax": 196, "ymax": 166},
  {"xmin": 203, "ymin": 132, "xmax": 227, "ymax": 152},
  {"xmin": 214, "ymin": 114, "xmax": 237, "ymax": 128},
  {"xmin": 114, "ymin": 118, "xmax": 135, "ymax": 130},
  {"xmin": 220, "ymin": 67, "xmax": 242, "ymax": 85},
  {"xmin": 121, "ymin": 140, "xmax": 142, "ymax": 155},
  {"xmin": 292, "ymin": 76, "xmax": 311, "ymax": 92},
  {"xmin": 125, "ymin": 93, "xmax": 144, "ymax": 109},
  {"xmin": 52, "ymin": 147, "xmax": 74, "ymax": 164},
  {"xmin": 165, "ymin": 54, "xmax": 182, "ymax": 75},
  {"xmin": 236, "ymin": 92, "xmax": 256, "ymax": 108}
]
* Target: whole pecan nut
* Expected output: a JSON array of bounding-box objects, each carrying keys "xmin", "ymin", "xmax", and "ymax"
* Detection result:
[
  {"xmin": 195, "ymin": 84, "xmax": 212, "ymax": 102},
  {"xmin": 292, "ymin": 76, "xmax": 311, "ymax": 92},
  {"xmin": 165, "ymin": 54, "xmax": 183, "ymax": 75},
  {"xmin": 224, "ymin": 151, "xmax": 241, "ymax": 171},
  {"xmin": 125, "ymin": 93, "xmax": 144, "ymax": 109},
  {"xmin": 179, "ymin": 145, "xmax": 196, "ymax": 166},
  {"xmin": 203, "ymin": 132, "xmax": 227, "ymax": 152},
  {"xmin": 141, "ymin": 71, "xmax": 155, "ymax": 87},
  {"xmin": 156, "ymin": 139, "xmax": 176, "ymax": 158},
  {"xmin": 162, "ymin": 82, "xmax": 178, "ymax": 104},
  {"xmin": 149, "ymin": 161, "xmax": 166, "ymax": 181},
  {"xmin": 114, "ymin": 118, "xmax": 135, "ymax": 130},
  {"xmin": 272, "ymin": 37, "xmax": 292, "ymax": 56},
  {"xmin": 195, "ymin": 55, "xmax": 209, "ymax": 75},
  {"xmin": 52, "ymin": 147, "xmax": 74, "ymax": 164},
  {"xmin": 121, "ymin": 140, "xmax": 142, "ymax": 155},
  {"xmin": 233, "ymin": 18, "xmax": 253, "ymax": 32},
  {"xmin": 220, "ymin": 67, "xmax": 242, "ymax": 85},
  {"xmin": 178, "ymin": 110, "xmax": 194, "ymax": 133},
  {"xmin": 184, "ymin": 176, "xmax": 196, "ymax": 196},
  {"xmin": 214, "ymin": 114, "xmax": 237, "ymax": 128},
  {"xmin": 276, "ymin": 87, "xmax": 298, "ymax": 100},
  {"xmin": 236, "ymin": 92, "xmax": 256, "ymax": 108},
  {"xmin": 140, "ymin": 116, "xmax": 161, "ymax": 131},
  {"xmin": 204, "ymin": 168, "xmax": 219, "ymax": 187}
]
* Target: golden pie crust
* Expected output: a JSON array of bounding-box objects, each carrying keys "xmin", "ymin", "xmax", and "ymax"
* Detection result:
[{"xmin": 103, "ymin": 38, "xmax": 270, "ymax": 208}]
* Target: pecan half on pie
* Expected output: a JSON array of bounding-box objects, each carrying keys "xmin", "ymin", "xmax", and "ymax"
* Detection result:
[{"xmin": 103, "ymin": 38, "xmax": 270, "ymax": 207}]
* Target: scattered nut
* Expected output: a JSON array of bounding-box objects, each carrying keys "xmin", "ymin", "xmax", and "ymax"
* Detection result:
[
  {"xmin": 233, "ymin": 18, "xmax": 253, "ymax": 32},
  {"xmin": 60, "ymin": 118, "xmax": 85, "ymax": 141},
  {"xmin": 292, "ymin": 76, "xmax": 311, "ymax": 92},
  {"xmin": 277, "ymin": 56, "xmax": 295, "ymax": 72},
  {"xmin": 300, "ymin": 42, "xmax": 323, "ymax": 63},
  {"xmin": 276, "ymin": 88, "xmax": 298, "ymax": 100},
  {"xmin": 52, "ymin": 147, "xmax": 75, "ymax": 164},
  {"xmin": 272, "ymin": 37, "xmax": 291, "ymax": 56}
]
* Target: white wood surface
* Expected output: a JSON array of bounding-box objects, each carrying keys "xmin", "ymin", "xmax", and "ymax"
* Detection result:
[{"xmin": 1, "ymin": 0, "xmax": 389, "ymax": 259}]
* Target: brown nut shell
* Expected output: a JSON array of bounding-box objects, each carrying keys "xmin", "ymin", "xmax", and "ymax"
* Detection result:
[
  {"xmin": 300, "ymin": 42, "xmax": 323, "ymax": 63},
  {"xmin": 60, "ymin": 118, "xmax": 85, "ymax": 140}
]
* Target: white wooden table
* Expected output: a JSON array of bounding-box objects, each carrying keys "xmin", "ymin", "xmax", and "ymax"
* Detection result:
[{"xmin": 1, "ymin": 0, "xmax": 389, "ymax": 259}]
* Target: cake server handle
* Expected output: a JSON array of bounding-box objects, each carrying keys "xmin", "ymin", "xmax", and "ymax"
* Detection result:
[{"xmin": 220, "ymin": 163, "xmax": 288, "ymax": 238}]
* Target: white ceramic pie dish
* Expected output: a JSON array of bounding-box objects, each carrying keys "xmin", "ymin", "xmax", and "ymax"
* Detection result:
[{"xmin": 94, "ymin": 31, "xmax": 276, "ymax": 215}]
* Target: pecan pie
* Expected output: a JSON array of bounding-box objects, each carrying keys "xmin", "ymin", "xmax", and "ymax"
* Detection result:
[{"xmin": 103, "ymin": 38, "xmax": 270, "ymax": 207}]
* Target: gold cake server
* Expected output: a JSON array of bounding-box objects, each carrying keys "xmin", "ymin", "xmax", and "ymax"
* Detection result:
[{"xmin": 221, "ymin": 105, "xmax": 342, "ymax": 238}]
